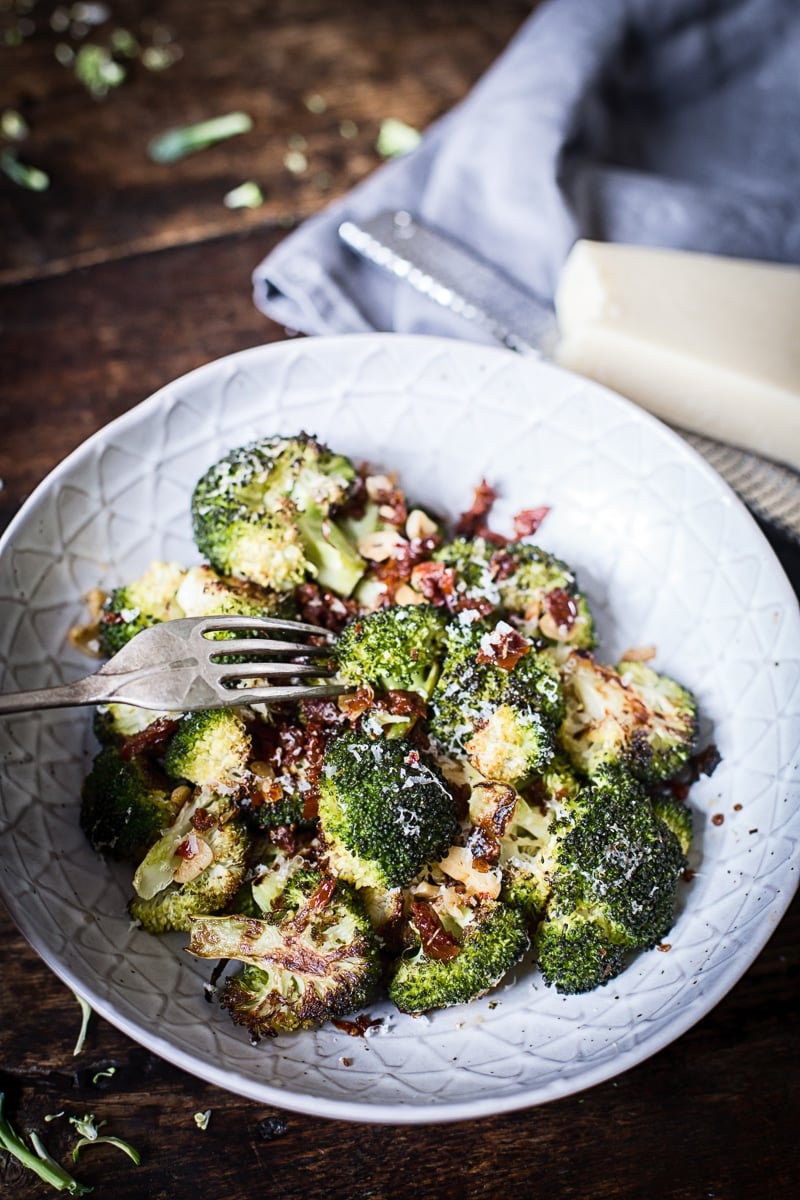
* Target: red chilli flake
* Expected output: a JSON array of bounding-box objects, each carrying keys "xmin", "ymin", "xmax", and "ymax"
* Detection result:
[
  {"xmin": 410, "ymin": 901, "xmax": 461, "ymax": 962},
  {"xmin": 513, "ymin": 506, "xmax": 550, "ymax": 538}
]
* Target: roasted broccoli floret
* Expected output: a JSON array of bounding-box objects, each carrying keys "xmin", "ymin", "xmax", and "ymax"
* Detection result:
[
  {"xmin": 558, "ymin": 650, "xmax": 697, "ymax": 783},
  {"xmin": 431, "ymin": 538, "xmax": 595, "ymax": 651},
  {"xmin": 429, "ymin": 618, "xmax": 563, "ymax": 786},
  {"xmin": 496, "ymin": 542, "xmax": 596, "ymax": 649},
  {"xmin": 191, "ymin": 434, "xmax": 366, "ymax": 595},
  {"xmin": 535, "ymin": 767, "xmax": 688, "ymax": 993},
  {"xmin": 98, "ymin": 561, "xmax": 290, "ymax": 656},
  {"xmin": 129, "ymin": 790, "xmax": 250, "ymax": 933},
  {"xmin": 335, "ymin": 604, "xmax": 448, "ymax": 735},
  {"xmin": 174, "ymin": 564, "xmax": 293, "ymax": 621},
  {"xmin": 163, "ymin": 708, "xmax": 252, "ymax": 789},
  {"xmin": 432, "ymin": 536, "xmax": 503, "ymax": 612},
  {"xmin": 651, "ymin": 793, "xmax": 693, "ymax": 856},
  {"xmin": 99, "ymin": 560, "xmax": 186, "ymax": 656},
  {"xmin": 188, "ymin": 868, "xmax": 380, "ymax": 1038},
  {"xmin": 80, "ymin": 745, "xmax": 181, "ymax": 863},
  {"xmin": 499, "ymin": 757, "xmax": 582, "ymax": 921},
  {"xmin": 336, "ymin": 604, "xmax": 447, "ymax": 697},
  {"xmin": 387, "ymin": 893, "xmax": 530, "ymax": 1014},
  {"xmin": 317, "ymin": 731, "xmax": 461, "ymax": 890},
  {"xmin": 535, "ymin": 911, "xmax": 626, "ymax": 994}
]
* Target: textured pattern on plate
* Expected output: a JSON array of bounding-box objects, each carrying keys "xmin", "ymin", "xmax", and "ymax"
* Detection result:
[{"xmin": 1, "ymin": 334, "xmax": 798, "ymax": 1124}]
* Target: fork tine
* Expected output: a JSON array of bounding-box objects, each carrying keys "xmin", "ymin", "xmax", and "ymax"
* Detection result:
[
  {"xmin": 196, "ymin": 615, "xmax": 335, "ymax": 639},
  {"xmin": 216, "ymin": 662, "xmax": 335, "ymax": 680},
  {"xmin": 205, "ymin": 638, "xmax": 333, "ymax": 659},
  {"xmin": 225, "ymin": 682, "xmax": 351, "ymax": 704}
]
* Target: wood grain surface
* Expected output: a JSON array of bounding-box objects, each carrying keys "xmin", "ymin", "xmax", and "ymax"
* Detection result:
[{"xmin": 1, "ymin": 3, "xmax": 798, "ymax": 1198}]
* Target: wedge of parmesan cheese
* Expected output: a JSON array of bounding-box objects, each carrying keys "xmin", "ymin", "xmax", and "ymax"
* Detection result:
[{"xmin": 553, "ymin": 240, "xmax": 800, "ymax": 470}]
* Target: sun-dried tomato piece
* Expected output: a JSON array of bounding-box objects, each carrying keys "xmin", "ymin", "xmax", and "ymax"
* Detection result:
[
  {"xmin": 295, "ymin": 582, "xmax": 358, "ymax": 632},
  {"xmin": 543, "ymin": 587, "xmax": 579, "ymax": 634},
  {"xmin": 378, "ymin": 690, "xmax": 428, "ymax": 719},
  {"xmin": 119, "ymin": 716, "xmax": 181, "ymax": 761},
  {"xmin": 455, "ymin": 480, "xmax": 497, "ymax": 539},
  {"xmin": 331, "ymin": 1014, "xmax": 384, "ymax": 1037},
  {"xmin": 283, "ymin": 875, "xmax": 338, "ymax": 935},
  {"xmin": 489, "ymin": 548, "xmax": 520, "ymax": 582},
  {"xmin": 338, "ymin": 685, "xmax": 375, "ymax": 720},
  {"xmin": 410, "ymin": 901, "xmax": 461, "ymax": 962},
  {"xmin": 409, "ymin": 560, "xmax": 456, "ymax": 606},
  {"xmin": 513, "ymin": 506, "xmax": 550, "ymax": 538},
  {"xmin": 475, "ymin": 624, "xmax": 530, "ymax": 670}
]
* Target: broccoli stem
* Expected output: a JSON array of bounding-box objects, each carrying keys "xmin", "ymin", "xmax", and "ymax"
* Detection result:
[
  {"xmin": 0, "ymin": 1094, "xmax": 90, "ymax": 1195},
  {"xmin": 296, "ymin": 505, "xmax": 365, "ymax": 596}
]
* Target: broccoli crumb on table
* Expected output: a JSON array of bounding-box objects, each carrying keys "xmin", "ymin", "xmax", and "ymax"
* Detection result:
[{"xmin": 78, "ymin": 433, "xmax": 707, "ymax": 1038}]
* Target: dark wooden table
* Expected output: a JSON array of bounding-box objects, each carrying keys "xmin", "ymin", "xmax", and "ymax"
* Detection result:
[{"xmin": 1, "ymin": 3, "xmax": 798, "ymax": 1197}]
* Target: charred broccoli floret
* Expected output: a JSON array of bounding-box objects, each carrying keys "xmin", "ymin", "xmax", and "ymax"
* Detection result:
[
  {"xmin": 188, "ymin": 868, "xmax": 380, "ymax": 1038},
  {"xmin": 558, "ymin": 650, "xmax": 697, "ymax": 783},
  {"xmin": 429, "ymin": 618, "xmax": 563, "ymax": 785},
  {"xmin": 99, "ymin": 561, "xmax": 186, "ymax": 656},
  {"xmin": 317, "ymin": 731, "xmax": 460, "ymax": 890},
  {"xmin": 98, "ymin": 561, "xmax": 290, "ymax": 656},
  {"xmin": 191, "ymin": 434, "xmax": 366, "ymax": 595},
  {"xmin": 535, "ymin": 767, "xmax": 688, "ymax": 993},
  {"xmin": 163, "ymin": 708, "xmax": 252, "ymax": 789},
  {"xmin": 431, "ymin": 538, "xmax": 595, "ymax": 651},
  {"xmin": 387, "ymin": 893, "xmax": 530, "ymax": 1014},
  {"xmin": 174, "ymin": 564, "xmax": 294, "ymax": 622},
  {"xmin": 129, "ymin": 790, "xmax": 250, "ymax": 933},
  {"xmin": 80, "ymin": 745, "xmax": 181, "ymax": 863},
  {"xmin": 535, "ymin": 912, "xmax": 626, "ymax": 994}
]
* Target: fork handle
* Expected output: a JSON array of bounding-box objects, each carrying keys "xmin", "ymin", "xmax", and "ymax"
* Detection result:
[{"xmin": 0, "ymin": 673, "xmax": 110, "ymax": 714}]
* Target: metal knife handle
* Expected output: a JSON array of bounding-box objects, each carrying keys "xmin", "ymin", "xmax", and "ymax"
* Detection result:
[
  {"xmin": 339, "ymin": 211, "xmax": 800, "ymax": 544},
  {"xmin": 339, "ymin": 210, "xmax": 558, "ymax": 356}
]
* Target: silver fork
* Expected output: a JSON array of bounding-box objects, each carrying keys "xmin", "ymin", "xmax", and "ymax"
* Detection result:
[{"xmin": 0, "ymin": 615, "xmax": 349, "ymax": 714}]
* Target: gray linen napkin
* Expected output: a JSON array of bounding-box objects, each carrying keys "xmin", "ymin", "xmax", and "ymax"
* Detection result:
[{"xmin": 252, "ymin": 0, "xmax": 800, "ymax": 343}]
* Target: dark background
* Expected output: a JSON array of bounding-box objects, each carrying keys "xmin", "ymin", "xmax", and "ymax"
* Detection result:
[{"xmin": 1, "ymin": 3, "xmax": 798, "ymax": 1197}]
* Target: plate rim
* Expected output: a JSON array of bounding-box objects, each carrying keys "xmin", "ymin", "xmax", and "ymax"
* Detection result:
[{"xmin": 1, "ymin": 332, "xmax": 799, "ymax": 1123}]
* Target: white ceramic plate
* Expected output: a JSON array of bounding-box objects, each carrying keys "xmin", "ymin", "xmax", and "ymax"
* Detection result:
[{"xmin": 1, "ymin": 334, "xmax": 798, "ymax": 1124}]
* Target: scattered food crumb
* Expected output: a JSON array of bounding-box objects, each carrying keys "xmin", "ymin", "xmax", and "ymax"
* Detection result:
[
  {"xmin": 224, "ymin": 180, "xmax": 264, "ymax": 209},
  {"xmin": 711, "ymin": 813, "xmax": 724, "ymax": 826},
  {"xmin": 376, "ymin": 116, "xmax": 421, "ymax": 157},
  {"xmin": 193, "ymin": 1110, "xmax": 211, "ymax": 1130},
  {"xmin": 283, "ymin": 149, "xmax": 307, "ymax": 174}
]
